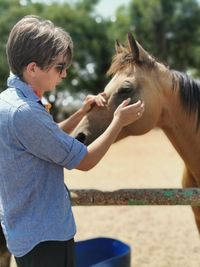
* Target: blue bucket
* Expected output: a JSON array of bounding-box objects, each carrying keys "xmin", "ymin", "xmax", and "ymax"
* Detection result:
[{"xmin": 75, "ymin": 237, "xmax": 131, "ymax": 267}]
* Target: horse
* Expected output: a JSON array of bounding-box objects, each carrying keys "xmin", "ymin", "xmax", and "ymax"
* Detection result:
[{"xmin": 73, "ymin": 32, "xmax": 200, "ymax": 234}]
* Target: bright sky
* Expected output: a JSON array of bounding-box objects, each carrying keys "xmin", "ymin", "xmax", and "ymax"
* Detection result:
[
  {"xmin": 41, "ymin": 0, "xmax": 130, "ymax": 17},
  {"xmin": 95, "ymin": 0, "xmax": 130, "ymax": 17}
]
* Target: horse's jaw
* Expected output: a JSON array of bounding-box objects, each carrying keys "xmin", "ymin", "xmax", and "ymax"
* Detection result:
[{"xmin": 73, "ymin": 110, "xmax": 160, "ymax": 145}]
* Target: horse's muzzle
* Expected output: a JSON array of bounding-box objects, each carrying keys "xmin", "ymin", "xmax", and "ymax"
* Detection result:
[{"xmin": 75, "ymin": 132, "xmax": 86, "ymax": 144}]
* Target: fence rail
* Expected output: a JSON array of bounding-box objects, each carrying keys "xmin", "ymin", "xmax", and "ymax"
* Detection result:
[{"xmin": 70, "ymin": 188, "xmax": 200, "ymax": 206}]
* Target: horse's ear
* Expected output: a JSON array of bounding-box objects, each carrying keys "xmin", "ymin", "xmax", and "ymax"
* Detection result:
[
  {"xmin": 115, "ymin": 40, "xmax": 124, "ymax": 54},
  {"xmin": 127, "ymin": 32, "xmax": 140, "ymax": 62},
  {"xmin": 128, "ymin": 32, "xmax": 151, "ymax": 63}
]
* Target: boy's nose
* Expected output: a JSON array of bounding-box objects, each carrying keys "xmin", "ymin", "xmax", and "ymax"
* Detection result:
[{"xmin": 61, "ymin": 69, "xmax": 67, "ymax": 78}]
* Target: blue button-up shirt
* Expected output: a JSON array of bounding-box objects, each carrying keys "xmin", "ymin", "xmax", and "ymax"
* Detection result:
[{"xmin": 0, "ymin": 74, "xmax": 87, "ymax": 257}]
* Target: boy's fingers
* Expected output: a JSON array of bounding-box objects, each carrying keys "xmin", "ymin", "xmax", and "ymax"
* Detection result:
[
  {"xmin": 119, "ymin": 98, "xmax": 132, "ymax": 107},
  {"xmin": 100, "ymin": 92, "xmax": 107, "ymax": 97},
  {"xmin": 121, "ymin": 99, "xmax": 143, "ymax": 108},
  {"xmin": 95, "ymin": 94, "xmax": 107, "ymax": 106}
]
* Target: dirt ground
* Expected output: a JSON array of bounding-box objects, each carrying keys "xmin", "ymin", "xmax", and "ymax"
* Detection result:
[{"xmin": 11, "ymin": 129, "xmax": 200, "ymax": 267}]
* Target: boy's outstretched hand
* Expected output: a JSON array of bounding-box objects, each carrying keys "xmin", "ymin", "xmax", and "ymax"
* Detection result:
[
  {"xmin": 114, "ymin": 99, "xmax": 145, "ymax": 127},
  {"xmin": 81, "ymin": 92, "xmax": 107, "ymax": 113}
]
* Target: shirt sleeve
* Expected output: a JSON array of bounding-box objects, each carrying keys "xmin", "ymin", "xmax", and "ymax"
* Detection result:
[{"xmin": 12, "ymin": 103, "xmax": 87, "ymax": 170}]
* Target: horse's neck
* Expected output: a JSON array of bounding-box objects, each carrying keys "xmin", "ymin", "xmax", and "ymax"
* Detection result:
[{"xmin": 160, "ymin": 86, "xmax": 200, "ymax": 178}]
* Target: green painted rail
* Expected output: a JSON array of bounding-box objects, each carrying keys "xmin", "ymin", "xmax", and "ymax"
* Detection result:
[{"xmin": 70, "ymin": 188, "xmax": 200, "ymax": 206}]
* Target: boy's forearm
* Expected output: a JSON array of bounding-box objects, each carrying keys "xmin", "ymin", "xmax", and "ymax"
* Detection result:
[
  {"xmin": 58, "ymin": 108, "xmax": 86, "ymax": 133},
  {"xmin": 76, "ymin": 119, "xmax": 122, "ymax": 171}
]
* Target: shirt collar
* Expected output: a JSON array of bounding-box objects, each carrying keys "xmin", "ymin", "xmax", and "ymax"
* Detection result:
[{"xmin": 7, "ymin": 73, "xmax": 40, "ymax": 103}]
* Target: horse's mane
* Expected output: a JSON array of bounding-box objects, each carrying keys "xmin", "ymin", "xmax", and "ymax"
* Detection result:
[{"xmin": 173, "ymin": 71, "xmax": 200, "ymax": 129}]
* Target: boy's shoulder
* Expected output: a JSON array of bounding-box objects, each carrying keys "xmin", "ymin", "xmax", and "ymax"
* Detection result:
[
  {"xmin": 0, "ymin": 87, "xmax": 44, "ymax": 115},
  {"xmin": 0, "ymin": 88, "xmax": 24, "ymax": 108},
  {"xmin": 0, "ymin": 88, "xmax": 32, "ymax": 113}
]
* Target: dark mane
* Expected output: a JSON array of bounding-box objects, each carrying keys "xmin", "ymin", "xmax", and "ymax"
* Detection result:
[{"xmin": 173, "ymin": 71, "xmax": 200, "ymax": 129}]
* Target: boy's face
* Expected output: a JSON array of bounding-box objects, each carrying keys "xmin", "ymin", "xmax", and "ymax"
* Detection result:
[{"xmin": 25, "ymin": 55, "xmax": 68, "ymax": 95}]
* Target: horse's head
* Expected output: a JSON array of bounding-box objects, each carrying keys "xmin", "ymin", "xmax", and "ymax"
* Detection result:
[{"xmin": 73, "ymin": 33, "xmax": 173, "ymax": 145}]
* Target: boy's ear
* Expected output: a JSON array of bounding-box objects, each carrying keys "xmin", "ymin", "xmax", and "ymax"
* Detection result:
[{"xmin": 26, "ymin": 62, "xmax": 38, "ymax": 77}]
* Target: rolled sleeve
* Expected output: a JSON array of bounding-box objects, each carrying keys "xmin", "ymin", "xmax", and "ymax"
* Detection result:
[
  {"xmin": 12, "ymin": 103, "xmax": 87, "ymax": 169},
  {"xmin": 62, "ymin": 138, "xmax": 87, "ymax": 169}
]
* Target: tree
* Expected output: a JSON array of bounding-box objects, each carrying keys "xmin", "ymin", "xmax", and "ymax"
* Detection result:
[
  {"xmin": 128, "ymin": 0, "xmax": 200, "ymax": 73},
  {"xmin": 108, "ymin": 0, "xmax": 200, "ymax": 75}
]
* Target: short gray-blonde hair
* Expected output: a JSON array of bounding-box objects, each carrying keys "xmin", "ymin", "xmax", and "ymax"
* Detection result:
[{"xmin": 6, "ymin": 15, "xmax": 73, "ymax": 78}]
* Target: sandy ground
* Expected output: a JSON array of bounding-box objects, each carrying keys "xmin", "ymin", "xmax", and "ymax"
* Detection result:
[{"xmin": 11, "ymin": 129, "xmax": 200, "ymax": 267}]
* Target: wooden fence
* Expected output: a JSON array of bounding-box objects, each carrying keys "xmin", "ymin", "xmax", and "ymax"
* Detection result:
[{"xmin": 70, "ymin": 188, "xmax": 200, "ymax": 206}]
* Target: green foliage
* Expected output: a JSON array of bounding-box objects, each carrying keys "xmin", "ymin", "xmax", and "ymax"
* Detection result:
[{"xmin": 126, "ymin": 0, "xmax": 200, "ymax": 73}]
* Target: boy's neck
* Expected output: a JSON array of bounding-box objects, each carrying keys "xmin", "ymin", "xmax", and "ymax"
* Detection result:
[
  {"xmin": 22, "ymin": 71, "xmax": 44, "ymax": 99},
  {"xmin": 33, "ymin": 89, "xmax": 43, "ymax": 99}
]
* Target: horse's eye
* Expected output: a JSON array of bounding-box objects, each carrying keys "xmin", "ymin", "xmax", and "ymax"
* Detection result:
[
  {"xmin": 117, "ymin": 81, "xmax": 135, "ymax": 95},
  {"xmin": 117, "ymin": 86, "xmax": 133, "ymax": 95}
]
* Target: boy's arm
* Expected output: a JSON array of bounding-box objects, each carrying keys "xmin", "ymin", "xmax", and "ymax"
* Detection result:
[
  {"xmin": 58, "ymin": 108, "xmax": 86, "ymax": 134},
  {"xmin": 76, "ymin": 99, "xmax": 145, "ymax": 171}
]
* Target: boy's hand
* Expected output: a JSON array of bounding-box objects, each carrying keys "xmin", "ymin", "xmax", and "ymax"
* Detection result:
[
  {"xmin": 81, "ymin": 92, "xmax": 107, "ymax": 113},
  {"xmin": 113, "ymin": 99, "xmax": 145, "ymax": 127}
]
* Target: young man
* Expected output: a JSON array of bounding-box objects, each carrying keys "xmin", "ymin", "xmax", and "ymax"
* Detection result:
[{"xmin": 0, "ymin": 15, "xmax": 145, "ymax": 267}]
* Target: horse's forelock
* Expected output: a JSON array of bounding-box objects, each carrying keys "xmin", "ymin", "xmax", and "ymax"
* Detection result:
[
  {"xmin": 107, "ymin": 47, "xmax": 133, "ymax": 76},
  {"xmin": 107, "ymin": 45, "xmax": 157, "ymax": 77}
]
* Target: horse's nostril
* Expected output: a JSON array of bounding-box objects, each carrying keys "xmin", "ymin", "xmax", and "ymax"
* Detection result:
[{"xmin": 75, "ymin": 132, "xmax": 86, "ymax": 144}]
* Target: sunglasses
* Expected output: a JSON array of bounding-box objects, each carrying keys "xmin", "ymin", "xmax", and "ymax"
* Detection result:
[{"xmin": 55, "ymin": 63, "xmax": 67, "ymax": 74}]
